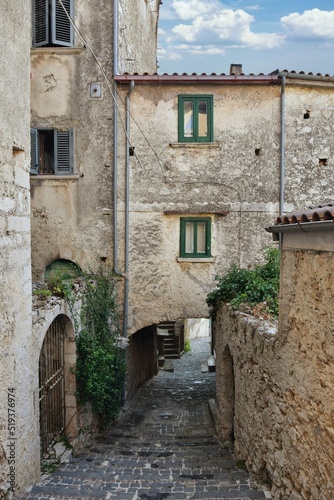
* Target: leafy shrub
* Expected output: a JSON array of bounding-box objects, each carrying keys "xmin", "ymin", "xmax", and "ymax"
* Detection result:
[
  {"xmin": 75, "ymin": 266, "xmax": 126, "ymax": 424},
  {"xmin": 184, "ymin": 339, "xmax": 191, "ymax": 352},
  {"xmin": 207, "ymin": 248, "xmax": 280, "ymax": 319}
]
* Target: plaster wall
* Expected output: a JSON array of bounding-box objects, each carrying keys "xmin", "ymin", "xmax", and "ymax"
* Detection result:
[
  {"xmin": 214, "ymin": 247, "xmax": 334, "ymax": 499},
  {"xmin": 116, "ymin": 83, "xmax": 281, "ymax": 333},
  {"xmin": 284, "ymin": 82, "xmax": 334, "ymax": 208},
  {"xmin": 118, "ymin": 0, "xmax": 159, "ymax": 74},
  {"xmin": 30, "ymin": 0, "xmax": 159, "ymax": 280},
  {"xmin": 0, "ymin": 1, "xmax": 40, "ymax": 494}
]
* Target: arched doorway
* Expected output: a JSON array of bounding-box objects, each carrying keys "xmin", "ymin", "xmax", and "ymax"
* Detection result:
[{"xmin": 39, "ymin": 317, "xmax": 65, "ymax": 455}]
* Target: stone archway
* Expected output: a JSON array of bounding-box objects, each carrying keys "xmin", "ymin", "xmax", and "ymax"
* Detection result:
[{"xmin": 38, "ymin": 314, "xmax": 77, "ymax": 455}]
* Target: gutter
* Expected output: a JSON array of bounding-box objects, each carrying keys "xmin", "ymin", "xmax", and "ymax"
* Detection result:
[
  {"xmin": 114, "ymin": 74, "xmax": 279, "ymax": 85},
  {"xmin": 266, "ymin": 220, "xmax": 334, "ymax": 234}
]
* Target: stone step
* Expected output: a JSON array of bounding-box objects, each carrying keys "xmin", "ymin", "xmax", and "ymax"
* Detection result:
[{"xmin": 164, "ymin": 346, "xmax": 179, "ymax": 352}]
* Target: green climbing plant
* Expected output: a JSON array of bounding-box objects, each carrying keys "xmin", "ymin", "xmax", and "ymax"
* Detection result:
[
  {"xmin": 207, "ymin": 247, "xmax": 280, "ymax": 319},
  {"xmin": 44, "ymin": 263, "xmax": 125, "ymax": 424},
  {"xmin": 75, "ymin": 266, "xmax": 126, "ymax": 424}
]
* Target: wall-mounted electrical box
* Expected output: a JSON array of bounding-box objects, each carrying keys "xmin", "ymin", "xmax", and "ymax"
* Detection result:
[{"xmin": 89, "ymin": 83, "xmax": 102, "ymax": 98}]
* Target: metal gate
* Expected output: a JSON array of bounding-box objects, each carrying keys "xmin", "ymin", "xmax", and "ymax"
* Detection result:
[{"xmin": 39, "ymin": 317, "xmax": 65, "ymax": 454}]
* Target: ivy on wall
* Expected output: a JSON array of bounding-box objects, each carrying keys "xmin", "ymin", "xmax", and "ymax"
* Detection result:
[
  {"xmin": 45, "ymin": 264, "xmax": 126, "ymax": 425},
  {"xmin": 75, "ymin": 266, "xmax": 126, "ymax": 425}
]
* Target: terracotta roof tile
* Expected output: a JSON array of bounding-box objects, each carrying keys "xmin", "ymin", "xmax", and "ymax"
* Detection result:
[
  {"xmin": 275, "ymin": 202, "xmax": 334, "ymax": 225},
  {"xmin": 115, "ymin": 70, "xmax": 334, "ymax": 79}
]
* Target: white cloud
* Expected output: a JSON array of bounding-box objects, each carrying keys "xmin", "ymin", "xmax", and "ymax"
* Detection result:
[
  {"xmin": 245, "ymin": 4, "xmax": 262, "ymax": 11},
  {"xmin": 157, "ymin": 47, "xmax": 182, "ymax": 62},
  {"xmin": 171, "ymin": 8, "xmax": 284, "ymax": 49},
  {"xmin": 172, "ymin": 0, "xmax": 218, "ymax": 20},
  {"xmin": 158, "ymin": 0, "xmax": 287, "ymax": 72},
  {"xmin": 281, "ymin": 9, "xmax": 334, "ymax": 39}
]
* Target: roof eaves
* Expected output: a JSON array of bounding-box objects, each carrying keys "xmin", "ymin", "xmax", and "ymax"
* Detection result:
[
  {"xmin": 279, "ymin": 70, "xmax": 334, "ymax": 83},
  {"xmin": 266, "ymin": 202, "xmax": 334, "ymax": 234},
  {"xmin": 266, "ymin": 220, "xmax": 334, "ymax": 234},
  {"xmin": 114, "ymin": 73, "xmax": 280, "ymax": 85}
]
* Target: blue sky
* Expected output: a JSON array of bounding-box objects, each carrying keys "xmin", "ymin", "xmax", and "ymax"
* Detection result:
[{"xmin": 157, "ymin": 1, "xmax": 334, "ymax": 75}]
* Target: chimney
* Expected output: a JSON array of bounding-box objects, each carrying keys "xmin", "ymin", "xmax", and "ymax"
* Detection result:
[{"xmin": 230, "ymin": 64, "xmax": 243, "ymax": 75}]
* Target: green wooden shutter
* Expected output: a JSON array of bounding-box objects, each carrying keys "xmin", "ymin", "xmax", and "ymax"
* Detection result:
[
  {"xmin": 30, "ymin": 129, "xmax": 39, "ymax": 174},
  {"xmin": 51, "ymin": 0, "xmax": 74, "ymax": 47},
  {"xmin": 33, "ymin": 0, "xmax": 49, "ymax": 47},
  {"xmin": 55, "ymin": 129, "xmax": 73, "ymax": 174}
]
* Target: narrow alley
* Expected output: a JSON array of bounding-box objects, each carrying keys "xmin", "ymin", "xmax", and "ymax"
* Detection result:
[{"xmin": 21, "ymin": 338, "xmax": 269, "ymax": 500}]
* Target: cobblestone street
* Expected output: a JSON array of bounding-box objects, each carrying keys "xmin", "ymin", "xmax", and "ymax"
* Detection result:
[{"xmin": 21, "ymin": 337, "xmax": 269, "ymax": 500}]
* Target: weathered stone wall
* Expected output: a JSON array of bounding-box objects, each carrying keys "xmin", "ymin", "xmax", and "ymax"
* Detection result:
[
  {"xmin": 30, "ymin": 0, "xmax": 159, "ymax": 280},
  {"xmin": 126, "ymin": 326, "xmax": 158, "ymax": 402},
  {"xmin": 116, "ymin": 83, "xmax": 281, "ymax": 333},
  {"xmin": 119, "ymin": 0, "xmax": 159, "ymax": 74},
  {"xmin": 0, "ymin": 2, "xmax": 40, "ymax": 495},
  {"xmin": 214, "ymin": 248, "xmax": 334, "ymax": 500},
  {"xmin": 285, "ymin": 81, "xmax": 334, "ymax": 209},
  {"xmin": 114, "ymin": 78, "xmax": 334, "ymax": 336}
]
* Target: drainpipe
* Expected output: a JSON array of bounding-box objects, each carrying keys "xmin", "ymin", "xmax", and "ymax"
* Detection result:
[
  {"xmin": 123, "ymin": 80, "xmax": 135, "ymax": 338},
  {"xmin": 279, "ymin": 75, "xmax": 286, "ymax": 217},
  {"xmin": 113, "ymin": 0, "xmax": 120, "ymax": 273}
]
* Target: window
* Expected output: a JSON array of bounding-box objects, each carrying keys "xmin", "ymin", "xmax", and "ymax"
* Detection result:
[
  {"xmin": 45, "ymin": 259, "xmax": 81, "ymax": 280},
  {"xmin": 32, "ymin": 0, "xmax": 74, "ymax": 48},
  {"xmin": 178, "ymin": 95, "xmax": 213, "ymax": 142},
  {"xmin": 30, "ymin": 128, "xmax": 74, "ymax": 175},
  {"xmin": 180, "ymin": 218, "xmax": 211, "ymax": 258}
]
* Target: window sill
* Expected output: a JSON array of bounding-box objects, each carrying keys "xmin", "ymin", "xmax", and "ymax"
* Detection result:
[
  {"xmin": 169, "ymin": 142, "xmax": 219, "ymax": 149},
  {"xmin": 30, "ymin": 174, "xmax": 80, "ymax": 180},
  {"xmin": 177, "ymin": 257, "xmax": 215, "ymax": 263},
  {"xmin": 31, "ymin": 47, "xmax": 84, "ymax": 56}
]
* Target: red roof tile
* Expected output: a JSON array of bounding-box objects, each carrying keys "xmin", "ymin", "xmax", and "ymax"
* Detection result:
[{"xmin": 275, "ymin": 202, "xmax": 334, "ymax": 226}]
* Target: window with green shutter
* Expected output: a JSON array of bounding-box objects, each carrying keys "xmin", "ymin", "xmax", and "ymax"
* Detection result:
[
  {"xmin": 180, "ymin": 217, "xmax": 211, "ymax": 258},
  {"xmin": 30, "ymin": 128, "xmax": 74, "ymax": 175},
  {"xmin": 33, "ymin": 0, "xmax": 74, "ymax": 48},
  {"xmin": 178, "ymin": 95, "xmax": 213, "ymax": 143}
]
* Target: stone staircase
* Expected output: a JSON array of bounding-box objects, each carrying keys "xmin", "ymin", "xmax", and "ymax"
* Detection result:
[{"xmin": 157, "ymin": 321, "xmax": 183, "ymax": 360}]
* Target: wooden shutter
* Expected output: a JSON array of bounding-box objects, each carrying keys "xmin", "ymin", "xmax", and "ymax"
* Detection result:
[
  {"xmin": 51, "ymin": 0, "xmax": 74, "ymax": 47},
  {"xmin": 55, "ymin": 129, "xmax": 73, "ymax": 174},
  {"xmin": 33, "ymin": 0, "xmax": 49, "ymax": 47},
  {"xmin": 30, "ymin": 129, "xmax": 39, "ymax": 174}
]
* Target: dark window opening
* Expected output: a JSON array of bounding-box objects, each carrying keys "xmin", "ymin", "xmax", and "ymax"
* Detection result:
[
  {"xmin": 255, "ymin": 148, "xmax": 262, "ymax": 156},
  {"xmin": 45, "ymin": 259, "xmax": 81, "ymax": 281},
  {"xmin": 30, "ymin": 128, "xmax": 74, "ymax": 175},
  {"xmin": 39, "ymin": 130, "xmax": 55, "ymax": 174},
  {"xmin": 304, "ymin": 110, "xmax": 310, "ymax": 119},
  {"xmin": 319, "ymin": 158, "xmax": 328, "ymax": 166}
]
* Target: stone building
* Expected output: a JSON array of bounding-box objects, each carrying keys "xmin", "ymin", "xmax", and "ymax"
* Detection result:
[
  {"xmin": 213, "ymin": 203, "xmax": 334, "ymax": 499},
  {"xmin": 1, "ymin": 0, "xmax": 160, "ymax": 496},
  {"xmin": 29, "ymin": 0, "xmax": 160, "ymax": 415},
  {"xmin": 0, "ymin": 2, "xmax": 40, "ymax": 495},
  {"xmin": 113, "ymin": 69, "xmax": 334, "ymax": 337},
  {"xmin": 2, "ymin": 0, "xmax": 334, "ymax": 494}
]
